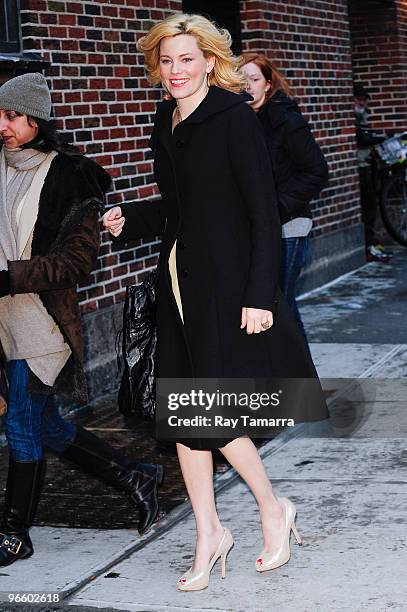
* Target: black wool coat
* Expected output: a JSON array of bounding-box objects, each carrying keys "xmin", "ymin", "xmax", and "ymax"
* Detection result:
[
  {"xmin": 257, "ymin": 91, "xmax": 329, "ymax": 224},
  {"xmin": 115, "ymin": 87, "xmax": 328, "ymax": 447}
]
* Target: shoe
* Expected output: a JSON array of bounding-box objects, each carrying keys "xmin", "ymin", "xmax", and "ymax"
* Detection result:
[
  {"xmin": 255, "ymin": 496, "xmax": 302, "ymax": 572},
  {"xmin": 126, "ymin": 461, "xmax": 164, "ymax": 534},
  {"xmin": 0, "ymin": 458, "xmax": 45, "ymax": 567},
  {"xmin": 60, "ymin": 427, "xmax": 164, "ymax": 534},
  {"xmin": 366, "ymin": 244, "xmax": 392, "ymax": 262},
  {"xmin": 177, "ymin": 527, "xmax": 234, "ymax": 591}
]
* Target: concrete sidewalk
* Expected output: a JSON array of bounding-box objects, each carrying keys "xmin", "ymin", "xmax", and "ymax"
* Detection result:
[
  {"xmin": 2, "ymin": 249, "xmax": 407, "ymax": 612},
  {"xmin": 65, "ymin": 371, "xmax": 407, "ymax": 611}
]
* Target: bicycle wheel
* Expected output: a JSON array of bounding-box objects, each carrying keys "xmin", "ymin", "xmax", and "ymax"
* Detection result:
[{"xmin": 380, "ymin": 172, "xmax": 407, "ymax": 247}]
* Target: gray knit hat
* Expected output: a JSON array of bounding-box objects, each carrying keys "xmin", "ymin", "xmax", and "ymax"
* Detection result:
[{"xmin": 0, "ymin": 72, "xmax": 52, "ymax": 121}]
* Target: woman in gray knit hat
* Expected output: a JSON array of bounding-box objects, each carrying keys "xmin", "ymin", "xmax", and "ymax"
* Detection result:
[{"xmin": 0, "ymin": 73, "xmax": 163, "ymax": 567}]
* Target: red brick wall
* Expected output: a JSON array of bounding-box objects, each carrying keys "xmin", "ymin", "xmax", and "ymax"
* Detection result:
[
  {"xmin": 348, "ymin": 0, "xmax": 407, "ymax": 132},
  {"xmin": 20, "ymin": 0, "xmax": 182, "ymax": 314},
  {"xmin": 240, "ymin": 0, "xmax": 361, "ymax": 239}
]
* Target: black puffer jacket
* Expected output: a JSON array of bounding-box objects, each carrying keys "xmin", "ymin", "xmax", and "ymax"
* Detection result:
[{"xmin": 257, "ymin": 91, "xmax": 329, "ymax": 224}]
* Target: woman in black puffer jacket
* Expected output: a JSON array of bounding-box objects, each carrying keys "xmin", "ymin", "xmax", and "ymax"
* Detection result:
[{"xmin": 242, "ymin": 53, "xmax": 329, "ymax": 339}]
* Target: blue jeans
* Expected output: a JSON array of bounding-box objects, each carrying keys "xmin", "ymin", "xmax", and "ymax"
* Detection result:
[
  {"xmin": 280, "ymin": 236, "xmax": 309, "ymax": 340},
  {"xmin": 4, "ymin": 360, "xmax": 76, "ymax": 461}
]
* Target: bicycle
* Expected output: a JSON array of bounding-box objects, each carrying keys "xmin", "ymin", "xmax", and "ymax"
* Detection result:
[{"xmin": 373, "ymin": 132, "xmax": 407, "ymax": 247}]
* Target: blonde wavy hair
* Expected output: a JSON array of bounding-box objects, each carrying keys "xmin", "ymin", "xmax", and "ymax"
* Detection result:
[{"xmin": 137, "ymin": 13, "xmax": 246, "ymax": 98}]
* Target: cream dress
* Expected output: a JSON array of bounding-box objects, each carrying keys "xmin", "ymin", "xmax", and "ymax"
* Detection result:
[{"xmin": 168, "ymin": 241, "xmax": 184, "ymax": 323}]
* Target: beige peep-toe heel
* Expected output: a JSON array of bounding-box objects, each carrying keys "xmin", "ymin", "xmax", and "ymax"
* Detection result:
[
  {"xmin": 177, "ymin": 527, "xmax": 234, "ymax": 591},
  {"xmin": 255, "ymin": 496, "xmax": 302, "ymax": 572}
]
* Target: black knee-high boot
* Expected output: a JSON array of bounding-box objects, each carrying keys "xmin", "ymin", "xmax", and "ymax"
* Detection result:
[
  {"xmin": 60, "ymin": 427, "xmax": 164, "ymax": 535},
  {"xmin": 0, "ymin": 457, "xmax": 45, "ymax": 566}
]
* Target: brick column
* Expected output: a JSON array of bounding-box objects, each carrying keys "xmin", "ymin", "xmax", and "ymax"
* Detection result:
[{"xmin": 349, "ymin": 0, "xmax": 407, "ymax": 132}]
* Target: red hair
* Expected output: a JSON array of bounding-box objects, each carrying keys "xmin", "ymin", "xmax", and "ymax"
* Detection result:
[{"xmin": 241, "ymin": 53, "xmax": 292, "ymax": 101}]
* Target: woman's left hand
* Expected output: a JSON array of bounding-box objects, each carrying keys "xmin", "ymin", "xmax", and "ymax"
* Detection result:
[{"xmin": 241, "ymin": 307, "xmax": 273, "ymax": 335}]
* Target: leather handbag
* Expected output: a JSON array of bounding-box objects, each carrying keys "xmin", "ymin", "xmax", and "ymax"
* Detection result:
[{"xmin": 117, "ymin": 268, "xmax": 158, "ymax": 419}]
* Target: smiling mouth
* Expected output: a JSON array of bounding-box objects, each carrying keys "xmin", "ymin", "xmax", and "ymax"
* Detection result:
[{"xmin": 169, "ymin": 79, "xmax": 189, "ymax": 87}]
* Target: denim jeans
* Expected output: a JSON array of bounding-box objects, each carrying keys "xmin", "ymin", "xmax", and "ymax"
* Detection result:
[
  {"xmin": 4, "ymin": 360, "xmax": 76, "ymax": 461},
  {"xmin": 280, "ymin": 236, "xmax": 309, "ymax": 340}
]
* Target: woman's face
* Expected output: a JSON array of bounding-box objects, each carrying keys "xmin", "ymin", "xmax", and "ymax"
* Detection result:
[
  {"xmin": 159, "ymin": 34, "xmax": 214, "ymax": 100},
  {"xmin": 242, "ymin": 62, "xmax": 271, "ymax": 110},
  {"xmin": 0, "ymin": 110, "xmax": 38, "ymax": 148}
]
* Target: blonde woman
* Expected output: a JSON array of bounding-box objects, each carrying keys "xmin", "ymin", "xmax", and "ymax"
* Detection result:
[{"xmin": 103, "ymin": 13, "xmax": 328, "ymax": 590}]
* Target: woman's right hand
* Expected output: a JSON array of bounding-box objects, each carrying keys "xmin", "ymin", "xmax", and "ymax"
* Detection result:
[{"xmin": 102, "ymin": 206, "xmax": 125, "ymax": 237}]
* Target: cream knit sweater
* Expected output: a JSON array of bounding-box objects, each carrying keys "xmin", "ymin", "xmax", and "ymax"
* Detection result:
[{"xmin": 0, "ymin": 152, "xmax": 71, "ymax": 387}]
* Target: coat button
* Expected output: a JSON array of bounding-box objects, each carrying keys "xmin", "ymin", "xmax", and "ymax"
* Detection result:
[
  {"xmin": 176, "ymin": 140, "xmax": 184, "ymax": 148},
  {"xmin": 180, "ymin": 269, "xmax": 188, "ymax": 278},
  {"xmin": 178, "ymin": 241, "xmax": 185, "ymax": 250}
]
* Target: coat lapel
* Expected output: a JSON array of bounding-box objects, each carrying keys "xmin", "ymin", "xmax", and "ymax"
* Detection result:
[
  {"xmin": 17, "ymin": 151, "xmax": 58, "ymax": 258},
  {"xmin": 155, "ymin": 98, "xmax": 176, "ymax": 155},
  {"xmin": 153, "ymin": 87, "xmax": 252, "ymax": 155},
  {"xmin": 181, "ymin": 86, "xmax": 252, "ymax": 125}
]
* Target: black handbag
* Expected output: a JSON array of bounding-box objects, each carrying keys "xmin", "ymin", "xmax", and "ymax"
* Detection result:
[{"xmin": 117, "ymin": 268, "xmax": 158, "ymax": 419}]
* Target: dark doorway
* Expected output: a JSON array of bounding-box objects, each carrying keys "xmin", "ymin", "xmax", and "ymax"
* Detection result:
[
  {"xmin": 182, "ymin": 0, "xmax": 242, "ymax": 54},
  {"xmin": 0, "ymin": 0, "xmax": 21, "ymax": 54}
]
